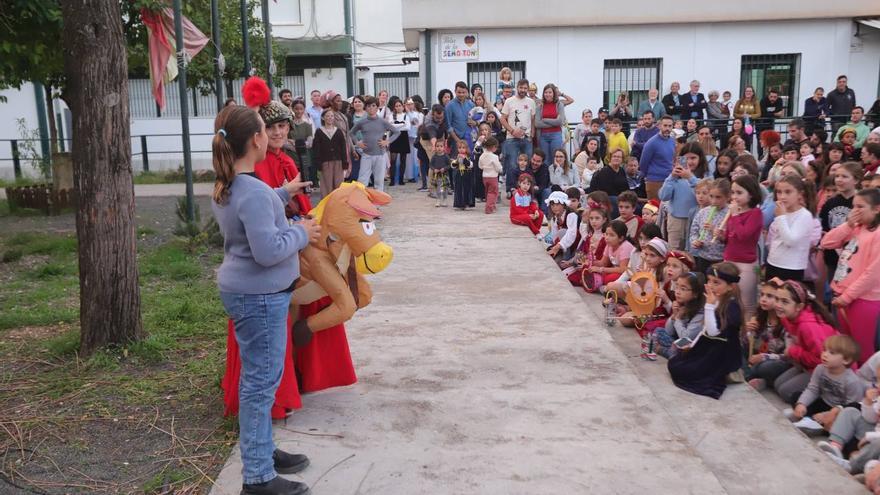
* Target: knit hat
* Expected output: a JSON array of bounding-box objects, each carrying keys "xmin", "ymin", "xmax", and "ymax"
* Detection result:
[
  {"xmin": 242, "ymin": 77, "xmax": 292, "ymax": 126},
  {"xmin": 645, "ymin": 237, "xmax": 668, "ymax": 257},
  {"xmin": 545, "ymin": 191, "xmax": 569, "ymax": 206},
  {"xmin": 642, "ymin": 199, "xmax": 660, "ymax": 215}
]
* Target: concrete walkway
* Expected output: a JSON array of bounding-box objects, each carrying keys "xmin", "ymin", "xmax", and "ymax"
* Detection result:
[{"xmin": 210, "ymin": 185, "xmax": 864, "ymax": 494}]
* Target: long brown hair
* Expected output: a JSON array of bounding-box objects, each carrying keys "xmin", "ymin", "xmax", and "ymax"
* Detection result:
[
  {"xmin": 212, "ymin": 106, "xmax": 264, "ymax": 204},
  {"xmin": 776, "ymin": 173, "xmax": 817, "ymax": 215},
  {"xmin": 708, "ymin": 261, "xmax": 743, "ymax": 334}
]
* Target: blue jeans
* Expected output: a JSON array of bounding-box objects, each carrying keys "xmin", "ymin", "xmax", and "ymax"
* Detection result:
[
  {"xmin": 502, "ymin": 137, "xmax": 533, "ymax": 187},
  {"xmin": 220, "ymin": 290, "xmax": 291, "ymax": 485},
  {"xmin": 538, "ymin": 130, "xmax": 563, "ymax": 166}
]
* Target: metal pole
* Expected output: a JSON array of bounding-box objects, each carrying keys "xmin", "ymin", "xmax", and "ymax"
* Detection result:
[
  {"xmin": 261, "ymin": 0, "xmax": 274, "ymax": 95},
  {"xmin": 240, "ymin": 0, "xmax": 251, "ymax": 77},
  {"xmin": 211, "ymin": 0, "xmax": 224, "ymax": 111},
  {"xmin": 140, "ymin": 135, "xmax": 150, "ymax": 172},
  {"xmin": 11, "ymin": 140, "xmax": 22, "ymax": 179},
  {"xmin": 172, "ymin": 0, "xmax": 196, "ymax": 223},
  {"xmin": 343, "ymin": 0, "xmax": 354, "ymax": 96}
]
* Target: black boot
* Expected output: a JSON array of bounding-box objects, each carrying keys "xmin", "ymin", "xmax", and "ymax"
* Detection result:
[
  {"xmin": 273, "ymin": 449, "xmax": 310, "ymax": 474},
  {"xmin": 241, "ymin": 476, "xmax": 310, "ymax": 495}
]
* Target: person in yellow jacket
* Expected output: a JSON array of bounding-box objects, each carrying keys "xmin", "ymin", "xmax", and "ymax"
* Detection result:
[{"xmin": 605, "ymin": 118, "xmax": 630, "ymax": 163}]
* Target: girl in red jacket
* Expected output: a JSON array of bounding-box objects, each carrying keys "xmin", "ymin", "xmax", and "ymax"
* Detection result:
[
  {"xmin": 771, "ymin": 279, "xmax": 838, "ymax": 405},
  {"xmin": 509, "ymin": 172, "xmax": 544, "ymax": 235}
]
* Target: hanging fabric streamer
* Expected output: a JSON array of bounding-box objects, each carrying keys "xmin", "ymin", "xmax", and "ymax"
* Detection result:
[{"xmin": 141, "ymin": 7, "xmax": 210, "ymax": 110}]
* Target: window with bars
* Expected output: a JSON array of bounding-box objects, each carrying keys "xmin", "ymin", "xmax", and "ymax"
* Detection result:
[
  {"xmin": 603, "ymin": 58, "xmax": 662, "ymax": 114},
  {"xmin": 467, "ymin": 61, "xmax": 526, "ymax": 101},
  {"xmin": 740, "ymin": 54, "xmax": 800, "ymax": 116},
  {"xmin": 374, "ymin": 72, "xmax": 420, "ymax": 99}
]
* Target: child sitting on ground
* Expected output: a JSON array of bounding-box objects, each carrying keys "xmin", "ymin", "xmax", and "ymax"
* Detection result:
[
  {"xmin": 587, "ymin": 190, "xmax": 614, "ymax": 217},
  {"xmin": 564, "ymin": 206, "xmax": 609, "ymax": 289},
  {"xmin": 638, "ymin": 250, "xmax": 693, "ymax": 358},
  {"xmin": 771, "ymin": 279, "xmax": 839, "ymax": 406},
  {"xmin": 429, "ymin": 140, "xmax": 450, "ymax": 207},
  {"xmin": 545, "ymin": 191, "xmax": 580, "ymax": 262},
  {"xmin": 508, "ymin": 153, "xmax": 530, "ymax": 199},
  {"xmin": 509, "ymin": 172, "xmax": 544, "ymax": 236},
  {"xmin": 745, "ymin": 280, "xmax": 788, "ymax": 391},
  {"xmin": 615, "ymin": 191, "xmax": 644, "ymax": 240},
  {"xmin": 610, "ymin": 237, "xmax": 668, "ymax": 329},
  {"xmin": 786, "ymin": 335, "xmax": 866, "ymax": 435},
  {"xmin": 605, "ymin": 224, "xmax": 662, "ymax": 295},
  {"xmin": 642, "ymin": 199, "xmax": 660, "ymax": 226},
  {"xmin": 588, "ymin": 220, "xmax": 635, "ymax": 291},
  {"xmin": 652, "ymin": 271, "xmax": 706, "ymax": 360},
  {"xmin": 668, "ymin": 262, "xmax": 744, "ymax": 399}
]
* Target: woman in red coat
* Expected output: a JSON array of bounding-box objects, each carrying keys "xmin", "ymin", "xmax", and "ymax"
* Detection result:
[{"xmin": 222, "ymin": 79, "xmax": 357, "ymax": 419}]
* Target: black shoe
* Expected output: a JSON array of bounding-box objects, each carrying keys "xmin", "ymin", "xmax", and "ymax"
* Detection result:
[
  {"xmin": 241, "ymin": 476, "xmax": 310, "ymax": 495},
  {"xmin": 273, "ymin": 449, "xmax": 310, "ymax": 474}
]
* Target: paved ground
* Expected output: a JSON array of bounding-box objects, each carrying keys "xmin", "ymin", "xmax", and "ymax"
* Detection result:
[{"xmin": 209, "ymin": 184, "xmax": 864, "ymax": 494}]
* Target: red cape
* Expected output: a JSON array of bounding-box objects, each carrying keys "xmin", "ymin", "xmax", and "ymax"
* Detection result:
[{"xmin": 221, "ymin": 151, "xmax": 357, "ymax": 419}]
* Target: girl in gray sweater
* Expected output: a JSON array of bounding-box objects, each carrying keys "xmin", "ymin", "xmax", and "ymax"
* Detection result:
[{"xmin": 210, "ymin": 105, "xmax": 319, "ymax": 495}]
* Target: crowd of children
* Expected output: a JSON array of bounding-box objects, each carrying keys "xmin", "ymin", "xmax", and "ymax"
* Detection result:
[{"xmin": 478, "ymin": 84, "xmax": 880, "ymax": 486}]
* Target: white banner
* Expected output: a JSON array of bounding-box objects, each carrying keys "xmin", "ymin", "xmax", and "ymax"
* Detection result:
[{"xmin": 439, "ymin": 33, "xmax": 479, "ymax": 62}]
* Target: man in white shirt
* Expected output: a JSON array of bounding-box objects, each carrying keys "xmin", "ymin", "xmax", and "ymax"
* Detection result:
[
  {"xmin": 500, "ymin": 78, "xmax": 536, "ymax": 186},
  {"xmin": 307, "ymin": 90, "xmax": 323, "ymax": 133}
]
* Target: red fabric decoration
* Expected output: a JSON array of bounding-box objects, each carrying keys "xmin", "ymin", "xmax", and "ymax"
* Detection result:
[{"xmin": 242, "ymin": 77, "xmax": 271, "ymax": 109}]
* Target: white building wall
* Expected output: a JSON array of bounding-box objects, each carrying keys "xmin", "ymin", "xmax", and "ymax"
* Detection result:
[{"xmin": 430, "ymin": 19, "xmax": 880, "ymax": 121}]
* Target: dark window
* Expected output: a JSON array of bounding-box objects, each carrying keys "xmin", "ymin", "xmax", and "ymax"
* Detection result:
[
  {"xmin": 466, "ymin": 61, "xmax": 526, "ymax": 101},
  {"xmin": 374, "ymin": 72, "xmax": 420, "ymax": 99},
  {"xmin": 603, "ymin": 58, "xmax": 662, "ymax": 115},
  {"xmin": 740, "ymin": 54, "xmax": 800, "ymax": 116},
  {"xmin": 358, "ymin": 78, "xmax": 366, "ymax": 96}
]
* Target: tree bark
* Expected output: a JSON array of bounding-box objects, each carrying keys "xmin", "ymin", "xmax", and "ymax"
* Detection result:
[
  {"xmin": 45, "ymin": 85, "xmax": 59, "ymax": 154},
  {"xmin": 60, "ymin": 0, "xmax": 143, "ymax": 354}
]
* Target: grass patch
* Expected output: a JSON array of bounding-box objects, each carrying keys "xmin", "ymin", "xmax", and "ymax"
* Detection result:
[
  {"xmin": 5, "ymin": 231, "xmax": 78, "ymax": 256},
  {"xmin": 0, "ymin": 234, "xmax": 233, "ymax": 494},
  {"xmin": 133, "ymin": 168, "xmax": 215, "ymax": 185}
]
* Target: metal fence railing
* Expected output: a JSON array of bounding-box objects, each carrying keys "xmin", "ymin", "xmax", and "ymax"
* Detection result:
[
  {"xmin": 128, "ymin": 76, "xmax": 307, "ymax": 119},
  {"xmin": 1, "ymin": 114, "xmax": 873, "ymax": 180}
]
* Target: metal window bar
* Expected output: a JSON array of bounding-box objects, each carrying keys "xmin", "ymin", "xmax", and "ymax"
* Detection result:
[
  {"xmin": 374, "ymin": 72, "xmax": 421, "ymax": 99},
  {"xmin": 466, "ymin": 61, "xmax": 526, "ymax": 100},
  {"xmin": 603, "ymin": 58, "xmax": 662, "ymax": 115},
  {"xmin": 740, "ymin": 54, "xmax": 800, "ymax": 116}
]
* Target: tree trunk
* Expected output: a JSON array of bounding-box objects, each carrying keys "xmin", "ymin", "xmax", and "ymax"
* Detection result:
[
  {"xmin": 60, "ymin": 0, "xmax": 143, "ymax": 354},
  {"xmin": 45, "ymin": 85, "xmax": 59, "ymax": 154}
]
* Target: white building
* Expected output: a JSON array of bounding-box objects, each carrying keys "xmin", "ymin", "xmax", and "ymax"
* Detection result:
[
  {"xmin": 402, "ymin": 0, "xmax": 880, "ymax": 123},
  {"xmin": 0, "ymin": 0, "xmax": 416, "ymax": 179}
]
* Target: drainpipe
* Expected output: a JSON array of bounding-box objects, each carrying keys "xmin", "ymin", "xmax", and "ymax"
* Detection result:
[
  {"xmin": 343, "ymin": 0, "xmax": 355, "ymax": 96},
  {"xmin": 32, "ymin": 82, "xmax": 51, "ymax": 168},
  {"xmin": 424, "ymin": 30, "xmax": 432, "ymax": 105}
]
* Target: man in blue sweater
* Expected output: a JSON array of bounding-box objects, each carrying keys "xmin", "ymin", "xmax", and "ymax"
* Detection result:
[
  {"xmin": 630, "ymin": 110, "xmax": 659, "ymax": 159},
  {"xmin": 639, "ymin": 114, "xmax": 675, "ymax": 200}
]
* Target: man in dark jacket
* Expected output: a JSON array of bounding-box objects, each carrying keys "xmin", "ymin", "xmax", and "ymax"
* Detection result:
[
  {"xmin": 679, "ymin": 80, "xmax": 707, "ymax": 123},
  {"xmin": 529, "ymin": 149, "xmax": 551, "ymax": 214},
  {"xmin": 662, "ymin": 81, "xmax": 682, "ymax": 121},
  {"xmin": 827, "ymin": 75, "xmax": 856, "ymax": 131}
]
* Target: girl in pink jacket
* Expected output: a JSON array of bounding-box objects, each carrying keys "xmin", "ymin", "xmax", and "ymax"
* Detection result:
[
  {"xmin": 771, "ymin": 280, "xmax": 838, "ymax": 405},
  {"xmin": 820, "ymin": 188, "xmax": 880, "ymax": 365}
]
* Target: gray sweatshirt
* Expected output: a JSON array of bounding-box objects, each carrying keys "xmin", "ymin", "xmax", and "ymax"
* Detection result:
[
  {"xmin": 797, "ymin": 364, "xmax": 868, "ymax": 408},
  {"xmin": 212, "ymin": 174, "xmax": 309, "ymax": 294},
  {"xmin": 349, "ymin": 115, "xmax": 400, "ymax": 156}
]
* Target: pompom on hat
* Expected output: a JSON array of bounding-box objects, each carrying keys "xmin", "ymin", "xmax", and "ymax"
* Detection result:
[{"xmin": 242, "ymin": 76, "xmax": 291, "ymax": 126}]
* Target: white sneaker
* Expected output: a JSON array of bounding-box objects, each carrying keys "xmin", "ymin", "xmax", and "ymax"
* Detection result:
[
  {"xmin": 817, "ymin": 440, "xmax": 843, "ymax": 459},
  {"xmin": 793, "ymin": 416, "xmax": 824, "ymax": 436},
  {"xmin": 825, "ymin": 451, "xmax": 851, "ymax": 472}
]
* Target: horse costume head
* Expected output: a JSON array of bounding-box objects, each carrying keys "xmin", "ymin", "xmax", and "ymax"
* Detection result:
[{"xmin": 309, "ymin": 182, "xmax": 393, "ymax": 274}]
